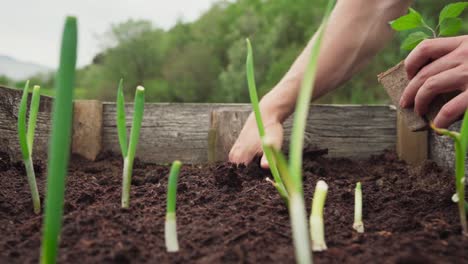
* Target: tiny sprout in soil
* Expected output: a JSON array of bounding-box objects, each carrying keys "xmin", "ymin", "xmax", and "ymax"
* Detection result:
[
  {"xmin": 353, "ymin": 182, "xmax": 364, "ymax": 233},
  {"xmin": 165, "ymin": 160, "xmax": 182, "ymax": 252},
  {"xmin": 310, "ymin": 180, "xmax": 328, "ymax": 252},
  {"xmin": 117, "ymin": 80, "xmax": 145, "ymax": 208},
  {"xmin": 18, "ymin": 81, "xmax": 41, "ymax": 214}
]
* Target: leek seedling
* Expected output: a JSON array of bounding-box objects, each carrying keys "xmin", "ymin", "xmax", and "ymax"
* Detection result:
[
  {"xmin": 353, "ymin": 182, "xmax": 364, "ymax": 233},
  {"xmin": 245, "ymin": 39, "xmax": 289, "ymax": 203},
  {"xmin": 261, "ymin": 0, "xmax": 335, "ymax": 262},
  {"xmin": 117, "ymin": 81, "xmax": 145, "ymax": 208},
  {"xmin": 310, "ymin": 180, "xmax": 328, "ymax": 252},
  {"xmin": 41, "ymin": 16, "xmax": 77, "ymax": 264},
  {"xmin": 18, "ymin": 81, "xmax": 41, "ymax": 214},
  {"xmin": 165, "ymin": 161, "xmax": 182, "ymax": 252},
  {"xmin": 431, "ymin": 111, "xmax": 468, "ymax": 236}
]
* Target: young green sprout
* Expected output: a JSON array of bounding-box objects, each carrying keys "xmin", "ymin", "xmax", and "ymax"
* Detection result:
[
  {"xmin": 117, "ymin": 81, "xmax": 145, "ymax": 208},
  {"xmin": 41, "ymin": 16, "xmax": 77, "ymax": 264},
  {"xmin": 431, "ymin": 112, "xmax": 468, "ymax": 236},
  {"xmin": 245, "ymin": 39, "xmax": 288, "ymax": 203},
  {"xmin": 18, "ymin": 81, "xmax": 41, "ymax": 214},
  {"xmin": 310, "ymin": 180, "xmax": 328, "ymax": 252},
  {"xmin": 261, "ymin": 1, "xmax": 335, "ymax": 263},
  {"xmin": 165, "ymin": 161, "xmax": 182, "ymax": 252},
  {"xmin": 353, "ymin": 182, "xmax": 364, "ymax": 233}
]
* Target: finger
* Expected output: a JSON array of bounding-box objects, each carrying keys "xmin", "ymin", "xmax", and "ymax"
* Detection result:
[
  {"xmin": 433, "ymin": 90, "xmax": 468, "ymax": 129},
  {"xmin": 229, "ymin": 142, "xmax": 257, "ymax": 165},
  {"xmin": 400, "ymin": 54, "xmax": 458, "ymax": 108},
  {"xmin": 260, "ymin": 154, "xmax": 270, "ymax": 169},
  {"xmin": 414, "ymin": 66, "xmax": 465, "ymax": 115},
  {"xmin": 405, "ymin": 37, "xmax": 463, "ymax": 80}
]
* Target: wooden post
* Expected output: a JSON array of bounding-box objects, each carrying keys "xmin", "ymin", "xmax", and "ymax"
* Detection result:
[
  {"xmin": 396, "ymin": 112, "xmax": 427, "ymax": 165},
  {"xmin": 72, "ymin": 100, "xmax": 103, "ymax": 161}
]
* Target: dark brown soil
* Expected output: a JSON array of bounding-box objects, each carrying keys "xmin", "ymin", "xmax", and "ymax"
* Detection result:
[{"xmin": 0, "ymin": 150, "xmax": 467, "ymax": 263}]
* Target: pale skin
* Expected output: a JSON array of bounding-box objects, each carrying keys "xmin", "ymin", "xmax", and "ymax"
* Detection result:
[{"xmin": 230, "ymin": 0, "xmax": 468, "ymax": 167}]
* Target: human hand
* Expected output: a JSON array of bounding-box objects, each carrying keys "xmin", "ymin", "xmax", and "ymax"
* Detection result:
[
  {"xmin": 400, "ymin": 36, "xmax": 468, "ymax": 128},
  {"xmin": 229, "ymin": 109, "xmax": 284, "ymax": 169}
]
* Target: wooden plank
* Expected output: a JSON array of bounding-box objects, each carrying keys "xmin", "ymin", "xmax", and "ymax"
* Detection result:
[
  {"xmin": 72, "ymin": 100, "xmax": 103, "ymax": 161},
  {"xmin": 0, "ymin": 86, "xmax": 53, "ymax": 162},
  {"xmin": 101, "ymin": 103, "xmax": 246, "ymax": 164},
  {"xmin": 210, "ymin": 105, "xmax": 397, "ymax": 162},
  {"xmin": 429, "ymin": 121, "xmax": 463, "ymax": 173},
  {"xmin": 396, "ymin": 112, "xmax": 428, "ymax": 165}
]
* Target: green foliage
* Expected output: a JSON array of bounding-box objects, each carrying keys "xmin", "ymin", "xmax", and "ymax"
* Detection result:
[
  {"xmin": 166, "ymin": 161, "xmax": 182, "ymax": 214},
  {"xmin": 431, "ymin": 113, "xmax": 468, "ymax": 235},
  {"xmin": 390, "ymin": 8, "xmax": 425, "ymax": 31},
  {"xmin": 41, "ymin": 16, "xmax": 77, "ymax": 264},
  {"xmin": 392, "ymin": 2, "xmax": 468, "ymax": 50},
  {"xmin": 118, "ymin": 86, "xmax": 145, "ymax": 208},
  {"xmin": 18, "ymin": 81, "xmax": 41, "ymax": 214}
]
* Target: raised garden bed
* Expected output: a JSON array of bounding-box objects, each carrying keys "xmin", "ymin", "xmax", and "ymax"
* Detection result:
[
  {"xmin": 0, "ymin": 150, "xmax": 466, "ymax": 263},
  {"xmin": 0, "ymin": 86, "xmax": 467, "ymax": 263}
]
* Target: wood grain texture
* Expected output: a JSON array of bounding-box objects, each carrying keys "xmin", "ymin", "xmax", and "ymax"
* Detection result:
[
  {"xmin": 396, "ymin": 112, "xmax": 428, "ymax": 165},
  {"xmin": 429, "ymin": 121, "xmax": 464, "ymax": 173},
  {"xmin": 0, "ymin": 86, "xmax": 53, "ymax": 162},
  {"xmin": 72, "ymin": 100, "xmax": 103, "ymax": 161},
  {"xmin": 102, "ymin": 103, "xmax": 246, "ymax": 164},
  {"xmin": 210, "ymin": 105, "xmax": 397, "ymax": 162}
]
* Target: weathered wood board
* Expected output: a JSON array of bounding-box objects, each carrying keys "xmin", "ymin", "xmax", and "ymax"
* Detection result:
[
  {"xmin": 429, "ymin": 121, "xmax": 464, "ymax": 173},
  {"xmin": 0, "ymin": 86, "xmax": 53, "ymax": 162},
  {"xmin": 210, "ymin": 105, "xmax": 397, "ymax": 162}
]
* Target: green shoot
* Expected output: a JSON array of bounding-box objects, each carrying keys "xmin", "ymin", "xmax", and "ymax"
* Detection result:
[
  {"xmin": 390, "ymin": 3, "xmax": 468, "ymax": 50},
  {"xmin": 431, "ymin": 116, "xmax": 468, "ymax": 236},
  {"xmin": 245, "ymin": 39, "xmax": 288, "ymax": 203},
  {"xmin": 40, "ymin": 16, "xmax": 78, "ymax": 264},
  {"xmin": 260, "ymin": 0, "xmax": 335, "ymax": 262},
  {"xmin": 117, "ymin": 83, "xmax": 145, "ymax": 208},
  {"xmin": 18, "ymin": 81, "xmax": 41, "ymax": 214},
  {"xmin": 310, "ymin": 180, "xmax": 328, "ymax": 252},
  {"xmin": 165, "ymin": 161, "xmax": 182, "ymax": 252},
  {"xmin": 353, "ymin": 182, "xmax": 364, "ymax": 233}
]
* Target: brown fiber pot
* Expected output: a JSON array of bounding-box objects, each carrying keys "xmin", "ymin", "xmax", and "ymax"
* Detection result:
[{"xmin": 378, "ymin": 61, "xmax": 455, "ymax": 131}]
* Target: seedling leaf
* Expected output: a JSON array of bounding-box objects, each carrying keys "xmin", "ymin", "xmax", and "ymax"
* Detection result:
[
  {"xmin": 117, "ymin": 79, "xmax": 128, "ymax": 157},
  {"xmin": 439, "ymin": 17, "xmax": 463, "ymax": 37},
  {"xmin": 390, "ymin": 8, "xmax": 425, "ymax": 31},
  {"xmin": 401, "ymin": 31, "xmax": 429, "ymax": 51},
  {"xmin": 18, "ymin": 81, "xmax": 31, "ymax": 160},
  {"xmin": 439, "ymin": 2, "xmax": 468, "ymax": 25}
]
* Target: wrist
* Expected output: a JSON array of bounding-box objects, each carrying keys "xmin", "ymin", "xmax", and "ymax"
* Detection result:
[{"xmin": 260, "ymin": 82, "xmax": 298, "ymax": 124}]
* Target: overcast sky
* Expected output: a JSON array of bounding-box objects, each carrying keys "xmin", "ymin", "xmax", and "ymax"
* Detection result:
[{"xmin": 0, "ymin": 0, "xmax": 219, "ymax": 68}]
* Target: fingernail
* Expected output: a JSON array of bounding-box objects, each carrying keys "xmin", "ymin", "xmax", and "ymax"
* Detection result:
[{"xmin": 399, "ymin": 98, "xmax": 407, "ymax": 108}]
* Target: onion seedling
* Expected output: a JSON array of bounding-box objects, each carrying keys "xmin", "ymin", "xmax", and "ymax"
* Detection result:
[
  {"xmin": 261, "ymin": 1, "xmax": 336, "ymax": 262},
  {"xmin": 245, "ymin": 39, "xmax": 288, "ymax": 203},
  {"xmin": 310, "ymin": 180, "xmax": 328, "ymax": 252},
  {"xmin": 18, "ymin": 81, "xmax": 41, "ymax": 214},
  {"xmin": 165, "ymin": 161, "xmax": 182, "ymax": 252},
  {"xmin": 431, "ymin": 111, "xmax": 468, "ymax": 236},
  {"xmin": 353, "ymin": 182, "xmax": 364, "ymax": 233},
  {"xmin": 41, "ymin": 16, "xmax": 77, "ymax": 264},
  {"xmin": 117, "ymin": 80, "xmax": 145, "ymax": 208}
]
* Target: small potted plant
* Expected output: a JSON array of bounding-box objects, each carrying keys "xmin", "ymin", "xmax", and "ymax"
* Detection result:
[{"xmin": 378, "ymin": 2, "xmax": 468, "ymax": 131}]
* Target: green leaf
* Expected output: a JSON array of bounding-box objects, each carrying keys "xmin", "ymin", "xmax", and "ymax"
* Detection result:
[
  {"xmin": 18, "ymin": 81, "xmax": 30, "ymax": 160},
  {"xmin": 401, "ymin": 31, "xmax": 429, "ymax": 51},
  {"xmin": 116, "ymin": 79, "xmax": 128, "ymax": 157},
  {"xmin": 390, "ymin": 8, "xmax": 425, "ymax": 31},
  {"xmin": 439, "ymin": 17, "xmax": 463, "ymax": 37},
  {"xmin": 439, "ymin": 2, "xmax": 468, "ymax": 25}
]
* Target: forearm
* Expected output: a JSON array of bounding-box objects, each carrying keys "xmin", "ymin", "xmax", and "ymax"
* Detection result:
[{"xmin": 263, "ymin": 0, "xmax": 412, "ymax": 123}]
